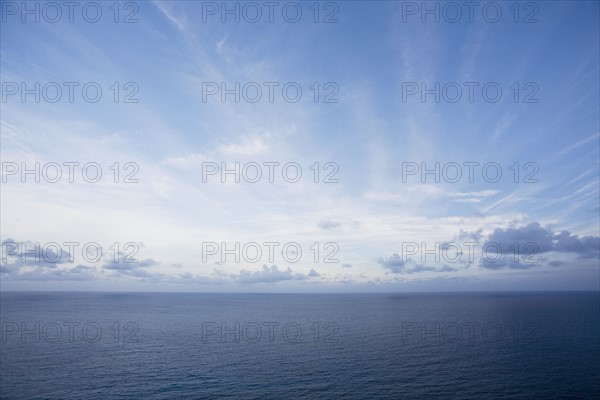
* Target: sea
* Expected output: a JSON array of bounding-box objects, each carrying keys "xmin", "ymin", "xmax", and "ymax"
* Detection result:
[{"xmin": 1, "ymin": 292, "xmax": 599, "ymax": 399}]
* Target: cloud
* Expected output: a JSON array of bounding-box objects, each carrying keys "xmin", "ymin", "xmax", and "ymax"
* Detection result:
[
  {"xmin": 237, "ymin": 264, "xmax": 313, "ymax": 284},
  {"xmin": 102, "ymin": 258, "xmax": 157, "ymax": 271},
  {"xmin": 557, "ymin": 132, "xmax": 600, "ymax": 156},
  {"xmin": 378, "ymin": 254, "xmax": 462, "ymax": 275},
  {"xmin": 377, "ymin": 254, "xmax": 407, "ymax": 273},
  {"xmin": 447, "ymin": 190, "xmax": 500, "ymax": 204},
  {"xmin": 439, "ymin": 264, "xmax": 461, "ymax": 272},
  {"xmin": 486, "ymin": 222, "xmax": 598, "ymax": 256},
  {"xmin": 1, "ymin": 239, "xmax": 73, "ymax": 270},
  {"xmin": 1, "ymin": 264, "xmax": 96, "ymax": 281},
  {"xmin": 479, "ymin": 257, "xmax": 532, "ymax": 270},
  {"xmin": 478, "ymin": 222, "xmax": 599, "ymax": 269},
  {"xmin": 162, "ymin": 153, "xmax": 210, "ymax": 169},
  {"xmin": 219, "ymin": 135, "xmax": 269, "ymax": 156},
  {"xmin": 216, "ymin": 36, "xmax": 229, "ymax": 56},
  {"xmin": 308, "ymin": 268, "xmax": 321, "ymax": 277},
  {"xmin": 1, "ymin": 244, "xmax": 324, "ymax": 285},
  {"xmin": 1, "ymin": 238, "xmax": 96, "ymax": 280},
  {"xmin": 102, "ymin": 258, "xmax": 158, "ymax": 279},
  {"xmin": 1, "ymin": 239, "xmax": 163, "ymax": 281},
  {"xmin": 342, "ymin": 263, "xmax": 352, "ymax": 268},
  {"xmin": 553, "ymin": 230, "xmax": 600, "ymax": 258},
  {"xmin": 318, "ymin": 220, "xmax": 340, "ymax": 230},
  {"xmin": 410, "ymin": 264, "xmax": 437, "ymax": 273},
  {"xmin": 365, "ymin": 189, "xmax": 499, "ymax": 205},
  {"xmin": 153, "ymin": 0, "xmax": 186, "ymax": 31},
  {"xmin": 486, "ymin": 222, "xmax": 555, "ymax": 253},
  {"xmin": 456, "ymin": 229, "xmax": 483, "ymax": 242}
]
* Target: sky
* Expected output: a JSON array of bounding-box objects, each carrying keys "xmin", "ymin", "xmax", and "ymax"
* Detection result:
[{"xmin": 0, "ymin": 0, "xmax": 599, "ymax": 292}]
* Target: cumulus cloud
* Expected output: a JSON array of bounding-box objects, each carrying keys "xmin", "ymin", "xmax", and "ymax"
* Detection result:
[
  {"xmin": 486, "ymin": 222, "xmax": 555, "ymax": 253},
  {"xmin": 552, "ymin": 230, "xmax": 600, "ymax": 258},
  {"xmin": 378, "ymin": 254, "xmax": 460, "ymax": 274},
  {"xmin": 101, "ymin": 257, "xmax": 159, "ymax": 280},
  {"xmin": 479, "ymin": 222, "xmax": 599, "ymax": 269},
  {"xmin": 377, "ymin": 222, "xmax": 599, "ymax": 273},
  {"xmin": 444, "ymin": 222, "xmax": 600, "ymax": 269},
  {"xmin": 1, "ymin": 239, "xmax": 163, "ymax": 281},
  {"xmin": 237, "ymin": 264, "xmax": 314, "ymax": 284},
  {"xmin": 308, "ymin": 268, "xmax": 321, "ymax": 277},
  {"xmin": 377, "ymin": 253, "xmax": 407, "ymax": 273},
  {"xmin": 1, "ymin": 239, "xmax": 72, "ymax": 270},
  {"xmin": 1, "ymin": 242, "xmax": 324, "ymax": 286},
  {"xmin": 456, "ymin": 229, "xmax": 483, "ymax": 242},
  {"xmin": 0, "ymin": 239, "xmax": 95, "ymax": 281}
]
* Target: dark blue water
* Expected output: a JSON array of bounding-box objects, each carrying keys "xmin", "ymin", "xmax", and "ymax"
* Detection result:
[{"xmin": 1, "ymin": 292, "xmax": 599, "ymax": 399}]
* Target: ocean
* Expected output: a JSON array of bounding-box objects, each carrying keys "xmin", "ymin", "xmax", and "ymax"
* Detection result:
[{"xmin": 1, "ymin": 292, "xmax": 598, "ymax": 399}]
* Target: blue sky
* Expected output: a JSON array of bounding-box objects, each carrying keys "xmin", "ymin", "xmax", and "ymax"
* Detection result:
[{"xmin": 1, "ymin": 0, "xmax": 599, "ymax": 291}]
